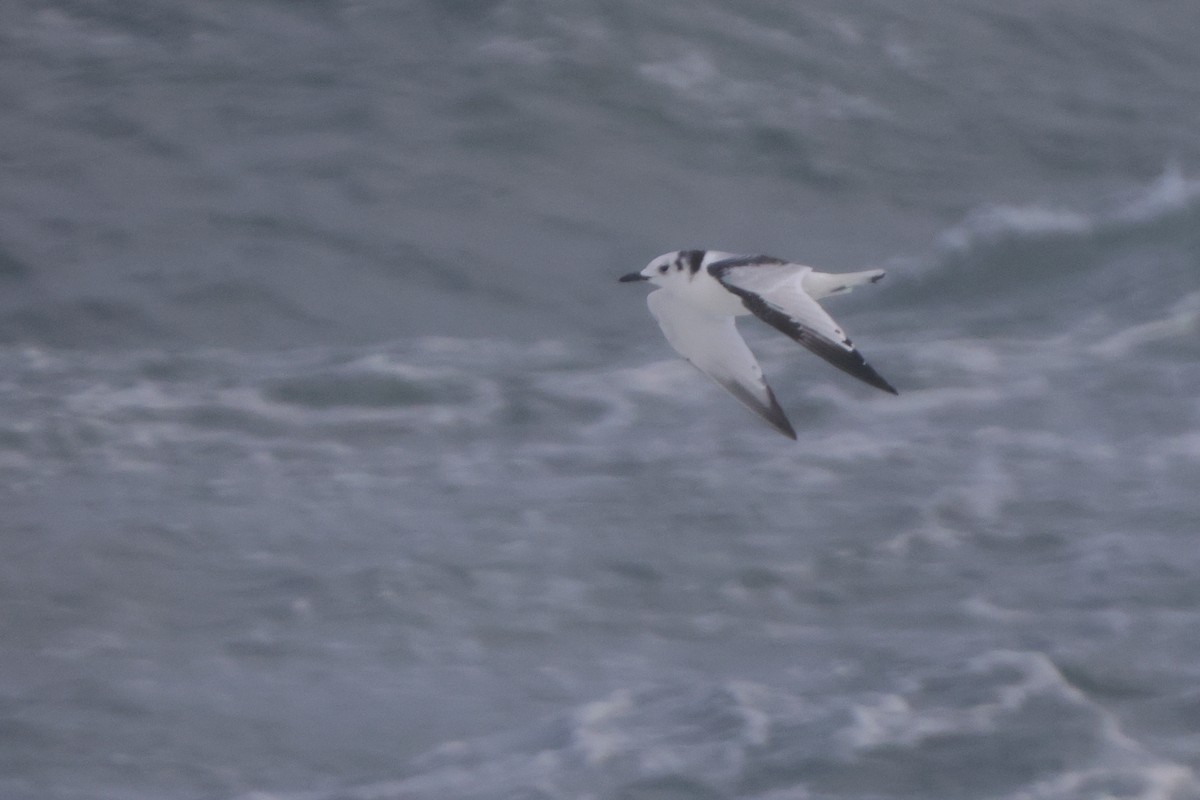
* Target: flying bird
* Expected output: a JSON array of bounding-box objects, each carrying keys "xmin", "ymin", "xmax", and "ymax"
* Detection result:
[{"xmin": 619, "ymin": 250, "xmax": 897, "ymax": 439}]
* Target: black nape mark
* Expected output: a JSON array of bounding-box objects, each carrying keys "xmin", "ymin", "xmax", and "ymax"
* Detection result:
[{"xmin": 683, "ymin": 250, "xmax": 705, "ymax": 274}]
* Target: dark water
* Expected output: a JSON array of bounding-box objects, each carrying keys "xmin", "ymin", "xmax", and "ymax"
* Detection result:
[{"xmin": 2, "ymin": 2, "xmax": 1200, "ymax": 799}]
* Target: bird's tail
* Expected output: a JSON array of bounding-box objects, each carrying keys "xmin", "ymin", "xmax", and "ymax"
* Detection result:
[{"xmin": 801, "ymin": 269, "xmax": 885, "ymax": 301}]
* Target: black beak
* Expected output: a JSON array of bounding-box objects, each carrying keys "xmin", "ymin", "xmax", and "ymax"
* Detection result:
[{"xmin": 618, "ymin": 272, "xmax": 648, "ymax": 283}]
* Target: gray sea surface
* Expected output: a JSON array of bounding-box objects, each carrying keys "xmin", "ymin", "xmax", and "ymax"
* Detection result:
[{"xmin": 2, "ymin": 2, "xmax": 1200, "ymax": 799}]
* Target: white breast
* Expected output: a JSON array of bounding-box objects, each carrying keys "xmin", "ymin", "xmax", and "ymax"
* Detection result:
[{"xmin": 676, "ymin": 269, "xmax": 752, "ymax": 316}]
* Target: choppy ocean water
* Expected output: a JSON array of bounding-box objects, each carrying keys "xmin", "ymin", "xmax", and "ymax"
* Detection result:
[{"xmin": 2, "ymin": 2, "xmax": 1200, "ymax": 799}]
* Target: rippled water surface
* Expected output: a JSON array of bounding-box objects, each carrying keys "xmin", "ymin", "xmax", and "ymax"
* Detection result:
[{"xmin": 2, "ymin": 2, "xmax": 1200, "ymax": 799}]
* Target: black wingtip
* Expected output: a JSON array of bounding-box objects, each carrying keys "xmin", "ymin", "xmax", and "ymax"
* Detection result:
[
  {"xmin": 758, "ymin": 384, "xmax": 798, "ymax": 439},
  {"xmin": 719, "ymin": 378, "xmax": 797, "ymax": 439},
  {"xmin": 765, "ymin": 397, "xmax": 798, "ymax": 439},
  {"xmin": 852, "ymin": 364, "xmax": 899, "ymax": 395},
  {"xmin": 866, "ymin": 371, "xmax": 899, "ymax": 395},
  {"xmin": 763, "ymin": 404, "xmax": 798, "ymax": 440}
]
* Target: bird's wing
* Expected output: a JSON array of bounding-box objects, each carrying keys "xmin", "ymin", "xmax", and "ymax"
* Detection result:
[
  {"xmin": 647, "ymin": 288, "xmax": 796, "ymax": 439},
  {"xmin": 711, "ymin": 258, "xmax": 898, "ymax": 395}
]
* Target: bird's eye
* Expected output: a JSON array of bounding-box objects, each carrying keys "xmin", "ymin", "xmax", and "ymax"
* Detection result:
[{"xmin": 658, "ymin": 265, "xmax": 668, "ymax": 273}]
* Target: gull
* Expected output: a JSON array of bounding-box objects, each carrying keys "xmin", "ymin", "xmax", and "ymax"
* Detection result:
[{"xmin": 619, "ymin": 250, "xmax": 897, "ymax": 439}]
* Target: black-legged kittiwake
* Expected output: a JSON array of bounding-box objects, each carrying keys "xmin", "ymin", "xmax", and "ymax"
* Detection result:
[{"xmin": 619, "ymin": 250, "xmax": 898, "ymax": 439}]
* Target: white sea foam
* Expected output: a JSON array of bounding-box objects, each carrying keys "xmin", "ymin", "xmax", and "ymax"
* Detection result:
[
  {"xmin": 838, "ymin": 650, "xmax": 1195, "ymax": 800},
  {"xmin": 638, "ymin": 51, "xmax": 725, "ymax": 94},
  {"xmin": 726, "ymin": 680, "xmax": 773, "ymax": 747},
  {"xmin": 572, "ymin": 689, "xmax": 636, "ymax": 766},
  {"xmin": 936, "ymin": 204, "xmax": 1093, "ymax": 254},
  {"xmin": 477, "ymin": 35, "xmax": 555, "ymax": 66},
  {"xmin": 1115, "ymin": 166, "xmax": 1200, "ymax": 225},
  {"xmin": 939, "ymin": 168, "xmax": 1200, "ymax": 257},
  {"xmin": 961, "ymin": 595, "xmax": 1029, "ymax": 623},
  {"xmin": 1006, "ymin": 763, "xmax": 1197, "ymax": 800},
  {"xmin": 1090, "ymin": 290, "xmax": 1200, "ymax": 358}
]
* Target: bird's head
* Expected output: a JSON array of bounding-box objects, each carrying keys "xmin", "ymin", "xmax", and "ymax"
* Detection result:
[{"xmin": 618, "ymin": 251, "xmax": 697, "ymax": 288}]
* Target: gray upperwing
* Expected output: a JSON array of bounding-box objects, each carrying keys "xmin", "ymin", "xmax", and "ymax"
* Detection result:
[
  {"xmin": 712, "ymin": 261, "xmax": 898, "ymax": 395},
  {"xmin": 646, "ymin": 289, "xmax": 797, "ymax": 439}
]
